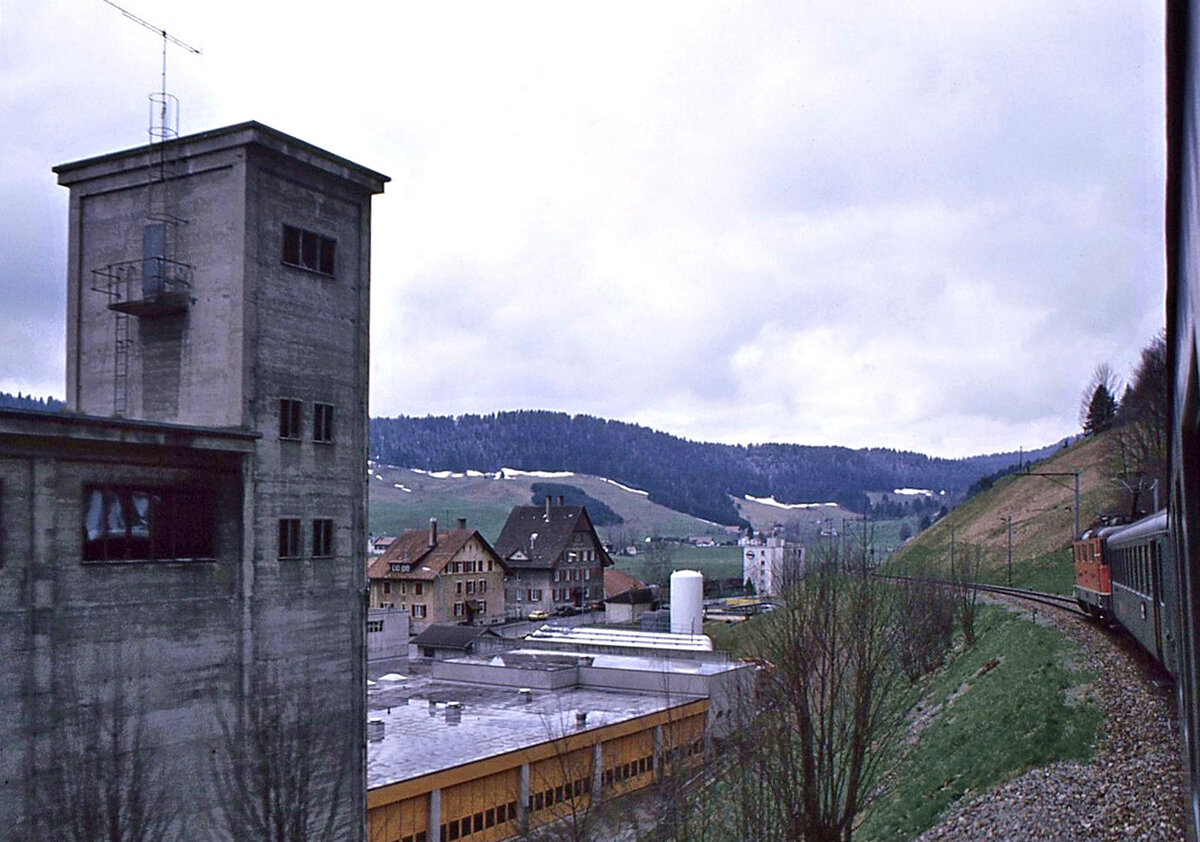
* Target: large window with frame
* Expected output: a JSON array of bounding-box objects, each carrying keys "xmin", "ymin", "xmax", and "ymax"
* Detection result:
[
  {"xmin": 83, "ymin": 486, "xmax": 215, "ymax": 562},
  {"xmin": 282, "ymin": 224, "xmax": 336, "ymax": 275}
]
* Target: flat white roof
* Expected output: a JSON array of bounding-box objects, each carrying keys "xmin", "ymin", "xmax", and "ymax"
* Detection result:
[{"xmin": 524, "ymin": 624, "xmax": 713, "ymax": 653}]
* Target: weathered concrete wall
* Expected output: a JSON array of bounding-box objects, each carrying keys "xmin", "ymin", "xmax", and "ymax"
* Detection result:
[
  {"xmin": 368, "ymin": 607, "xmax": 409, "ymax": 661},
  {"xmin": 14, "ymin": 123, "xmax": 391, "ymax": 840}
]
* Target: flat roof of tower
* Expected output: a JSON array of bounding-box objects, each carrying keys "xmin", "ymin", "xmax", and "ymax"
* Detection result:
[{"xmin": 54, "ymin": 120, "xmax": 389, "ymax": 192}]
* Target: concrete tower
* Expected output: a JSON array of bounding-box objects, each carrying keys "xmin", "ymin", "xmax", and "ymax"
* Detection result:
[{"xmin": 0, "ymin": 123, "xmax": 386, "ymax": 838}]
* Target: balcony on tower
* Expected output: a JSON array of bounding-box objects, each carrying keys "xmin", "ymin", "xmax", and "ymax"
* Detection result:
[{"xmin": 91, "ymin": 222, "xmax": 193, "ymax": 317}]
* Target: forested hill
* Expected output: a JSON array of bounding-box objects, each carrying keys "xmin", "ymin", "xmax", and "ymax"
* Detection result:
[
  {"xmin": 370, "ymin": 411, "xmax": 1064, "ymax": 527},
  {"xmin": 0, "ymin": 392, "xmax": 65, "ymax": 412}
]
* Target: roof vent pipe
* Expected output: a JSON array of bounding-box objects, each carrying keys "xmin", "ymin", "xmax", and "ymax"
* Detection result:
[
  {"xmin": 545, "ymin": 497, "xmax": 551, "ymax": 520},
  {"xmin": 575, "ymin": 710, "xmax": 588, "ymax": 726},
  {"xmin": 445, "ymin": 700, "xmax": 462, "ymax": 724},
  {"xmin": 429, "ymin": 517, "xmax": 438, "ymax": 547},
  {"xmin": 367, "ymin": 718, "xmax": 385, "ymax": 742},
  {"xmin": 518, "ymin": 688, "xmax": 533, "ymax": 702},
  {"xmin": 457, "ymin": 517, "xmax": 467, "ymax": 530}
]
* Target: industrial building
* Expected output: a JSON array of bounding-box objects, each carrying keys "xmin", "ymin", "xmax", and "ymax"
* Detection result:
[
  {"xmin": 0, "ymin": 122, "xmax": 386, "ymax": 837},
  {"xmin": 365, "ymin": 638, "xmax": 752, "ymax": 842}
]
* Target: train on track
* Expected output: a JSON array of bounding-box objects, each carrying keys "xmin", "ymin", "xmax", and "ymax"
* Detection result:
[
  {"xmin": 1073, "ymin": 511, "xmax": 1180, "ymax": 676},
  {"xmin": 1168, "ymin": 2, "xmax": 1200, "ymax": 837}
]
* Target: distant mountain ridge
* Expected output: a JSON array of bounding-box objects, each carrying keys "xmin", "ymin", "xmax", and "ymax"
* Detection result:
[{"xmin": 370, "ymin": 411, "xmax": 1065, "ymax": 527}]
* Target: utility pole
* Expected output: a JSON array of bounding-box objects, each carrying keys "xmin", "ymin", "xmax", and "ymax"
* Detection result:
[
  {"xmin": 1002, "ymin": 516, "xmax": 1013, "ymax": 586},
  {"xmin": 1024, "ymin": 469, "xmax": 1081, "ymax": 538}
]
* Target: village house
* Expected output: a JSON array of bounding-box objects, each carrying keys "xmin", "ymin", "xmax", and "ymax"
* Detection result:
[
  {"xmin": 368, "ymin": 518, "xmax": 507, "ymax": 633},
  {"xmin": 494, "ymin": 499, "xmax": 612, "ymax": 618}
]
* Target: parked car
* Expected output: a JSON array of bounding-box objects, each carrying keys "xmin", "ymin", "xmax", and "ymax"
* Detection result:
[
  {"xmin": 556, "ymin": 605, "xmax": 580, "ymax": 616},
  {"xmin": 526, "ymin": 610, "xmax": 550, "ymax": 621}
]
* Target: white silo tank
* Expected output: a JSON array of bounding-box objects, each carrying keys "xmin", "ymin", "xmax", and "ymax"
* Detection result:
[{"xmin": 670, "ymin": 570, "xmax": 704, "ymax": 635}]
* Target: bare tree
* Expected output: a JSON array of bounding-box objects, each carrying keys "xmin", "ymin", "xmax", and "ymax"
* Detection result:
[
  {"xmin": 1111, "ymin": 331, "xmax": 1168, "ymax": 513},
  {"xmin": 213, "ymin": 666, "xmax": 350, "ymax": 842},
  {"xmin": 948, "ymin": 543, "xmax": 982, "ymax": 646},
  {"xmin": 31, "ymin": 658, "xmax": 182, "ymax": 842},
  {"xmin": 700, "ymin": 552, "xmax": 911, "ymax": 842}
]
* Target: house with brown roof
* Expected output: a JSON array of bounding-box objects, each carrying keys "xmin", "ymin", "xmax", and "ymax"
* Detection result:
[
  {"xmin": 493, "ymin": 498, "xmax": 612, "ymax": 618},
  {"xmin": 367, "ymin": 518, "xmax": 507, "ymax": 633}
]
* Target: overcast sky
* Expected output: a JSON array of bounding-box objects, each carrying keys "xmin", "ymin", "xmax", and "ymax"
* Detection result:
[{"xmin": 0, "ymin": 1, "xmax": 1167, "ymax": 458}]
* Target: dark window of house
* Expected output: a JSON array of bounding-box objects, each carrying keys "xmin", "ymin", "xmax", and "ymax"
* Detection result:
[
  {"xmin": 282, "ymin": 224, "xmax": 336, "ymax": 275},
  {"xmin": 83, "ymin": 486, "xmax": 215, "ymax": 562},
  {"xmin": 280, "ymin": 399, "xmax": 302, "ymax": 440},
  {"xmin": 313, "ymin": 402, "xmax": 334, "ymax": 443},
  {"xmin": 279, "ymin": 518, "xmax": 302, "ymax": 559},
  {"xmin": 312, "ymin": 518, "xmax": 333, "ymax": 557}
]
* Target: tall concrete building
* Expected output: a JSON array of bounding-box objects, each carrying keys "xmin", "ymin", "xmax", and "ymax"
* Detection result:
[{"xmin": 0, "ymin": 122, "xmax": 386, "ymax": 838}]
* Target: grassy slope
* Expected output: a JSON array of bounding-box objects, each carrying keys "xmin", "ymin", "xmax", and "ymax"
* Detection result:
[
  {"xmin": 704, "ymin": 433, "xmax": 1122, "ymax": 840},
  {"xmin": 367, "ymin": 463, "xmax": 737, "ymax": 545},
  {"xmin": 886, "ymin": 432, "xmax": 1121, "ymax": 593},
  {"xmin": 856, "ymin": 606, "xmax": 1100, "ymax": 842}
]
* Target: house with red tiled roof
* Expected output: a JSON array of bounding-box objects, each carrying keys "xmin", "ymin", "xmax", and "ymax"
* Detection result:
[
  {"xmin": 367, "ymin": 518, "xmax": 506, "ymax": 633},
  {"xmin": 493, "ymin": 499, "xmax": 612, "ymax": 618}
]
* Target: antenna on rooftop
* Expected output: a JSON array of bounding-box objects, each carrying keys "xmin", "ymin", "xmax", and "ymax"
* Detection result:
[{"xmin": 99, "ymin": 0, "xmax": 201, "ymax": 144}]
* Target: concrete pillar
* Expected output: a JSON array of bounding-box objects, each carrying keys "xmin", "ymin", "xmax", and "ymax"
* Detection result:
[
  {"xmin": 518, "ymin": 762, "xmax": 529, "ymax": 835},
  {"xmin": 653, "ymin": 724, "xmax": 664, "ymax": 782},
  {"xmin": 428, "ymin": 789, "xmax": 441, "ymax": 842},
  {"xmin": 592, "ymin": 742, "xmax": 603, "ymax": 803}
]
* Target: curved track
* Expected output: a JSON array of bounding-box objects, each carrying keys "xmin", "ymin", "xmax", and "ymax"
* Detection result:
[{"xmin": 876, "ymin": 574, "xmax": 1089, "ymax": 618}]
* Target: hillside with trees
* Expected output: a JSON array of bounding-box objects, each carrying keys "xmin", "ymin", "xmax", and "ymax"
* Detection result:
[{"xmin": 370, "ymin": 411, "xmax": 1062, "ymax": 527}]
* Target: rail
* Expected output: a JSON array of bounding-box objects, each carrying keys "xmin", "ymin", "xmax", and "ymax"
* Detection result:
[{"xmin": 875, "ymin": 573, "xmax": 1089, "ymax": 618}]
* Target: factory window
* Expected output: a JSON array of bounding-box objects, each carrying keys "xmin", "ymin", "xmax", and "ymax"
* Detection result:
[
  {"xmin": 313, "ymin": 402, "xmax": 334, "ymax": 443},
  {"xmin": 367, "ymin": 620, "xmax": 384, "ymax": 633},
  {"xmin": 312, "ymin": 518, "xmax": 333, "ymax": 557},
  {"xmin": 278, "ymin": 518, "xmax": 302, "ymax": 559},
  {"xmin": 485, "ymin": 808, "xmax": 494, "ymax": 828},
  {"xmin": 282, "ymin": 224, "xmax": 336, "ymax": 275},
  {"xmin": 473, "ymin": 812, "xmax": 483, "ymax": 832},
  {"xmin": 82, "ymin": 486, "xmax": 215, "ymax": 562},
  {"xmin": 279, "ymin": 398, "xmax": 302, "ymax": 440}
]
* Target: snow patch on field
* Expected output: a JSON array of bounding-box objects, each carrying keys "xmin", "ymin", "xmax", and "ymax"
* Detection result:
[
  {"xmin": 499, "ymin": 468, "xmax": 575, "ymax": 479},
  {"xmin": 744, "ymin": 495, "xmax": 837, "ymax": 510},
  {"xmin": 393, "ymin": 483, "xmax": 412, "ymax": 493},
  {"xmin": 599, "ymin": 477, "xmax": 649, "ymax": 496},
  {"xmin": 893, "ymin": 488, "xmax": 933, "ymax": 496}
]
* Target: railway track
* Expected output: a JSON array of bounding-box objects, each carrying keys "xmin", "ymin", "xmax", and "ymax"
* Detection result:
[{"xmin": 876, "ymin": 574, "xmax": 1089, "ymax": 618}]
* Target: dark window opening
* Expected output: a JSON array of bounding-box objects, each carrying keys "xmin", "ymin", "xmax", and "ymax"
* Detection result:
[
  {"xmin": 279, "ymin": 518, "xmax": 302, "ymax": 559},
  {"xmin": 82, "ymin": 486, "xmax": 215, "ymax": 562},
  {"xmin": 280, "ymin": 398, "xmax": 302, "ymax": 440},
  {"xmin": 282, "ymin": 224, "xmax": 336, "ymax": 275},
  {"xmin": 314, "ymin": 402, "xmax": 334, "ymax": 443},
  {"xmin": 312, "ymin": 518, "xmax": 333, "ymax": 557}
]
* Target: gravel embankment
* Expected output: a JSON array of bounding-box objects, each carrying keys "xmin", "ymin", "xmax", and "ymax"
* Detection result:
[{"xmin": 916, "ymin": 600, "xmax": 1185, "ymax": 842}]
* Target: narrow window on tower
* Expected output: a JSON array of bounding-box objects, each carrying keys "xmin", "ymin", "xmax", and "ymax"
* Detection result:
[
  {"xmin": 278, "ymin": 518, "xmax": 302, "ymax": 559},
  {"xmin": 312, "ymin": 518, "xmax": 333, "ymax": 557},
  {"xmin": 313, "ymin": 402, "xmax": 334, "ymax": 443},
  {"xmin": 279, "ymin": 398, "xmax": 302, "ymax": 440}
]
